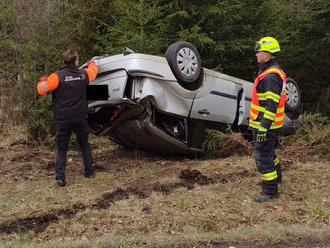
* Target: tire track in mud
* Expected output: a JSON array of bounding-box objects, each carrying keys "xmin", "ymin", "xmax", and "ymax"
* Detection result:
[
  {"xmin": 0, "ymin": 169, "xmax": 255, "ymax": 235},
  {"xmin": 0, "ymin": 203, "xmax": 86, "ymax": 234}
]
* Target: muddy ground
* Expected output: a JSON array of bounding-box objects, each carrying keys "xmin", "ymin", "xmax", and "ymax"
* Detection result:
[{"xmin": 0, "ymin": 137, "xmax": 329, "ymax": 248}]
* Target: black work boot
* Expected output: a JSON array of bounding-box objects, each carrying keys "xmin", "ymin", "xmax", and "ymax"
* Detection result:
[
  {"xmin": 254, "ymin": 193, "xmax": 277, "ymax": 203},
  {"xmin": 56, "ymin": 179, "xmax": 66, "ymax": 187}
]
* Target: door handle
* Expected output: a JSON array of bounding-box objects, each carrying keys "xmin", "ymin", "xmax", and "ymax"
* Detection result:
[{"xmin": 198, "ymin": 109, "xmax": 210, "ymax": 115}]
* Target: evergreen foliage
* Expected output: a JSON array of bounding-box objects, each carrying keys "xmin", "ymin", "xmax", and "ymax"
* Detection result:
[{"xmin": 0, "ymin": 0, "xmax": 329, "ymax": 140}]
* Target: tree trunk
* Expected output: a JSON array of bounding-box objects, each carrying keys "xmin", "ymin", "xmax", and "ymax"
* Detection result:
[
  {"xmin": 139, "ymin": 0, "xmax": 145, "ymax": 52},
  {"xmin": 181, "ymin": 0, "xmax": 187, "ymax": 11},
  {"xmin": 326, "ymin": 84, "xmax": 330, "ymax": 105}
]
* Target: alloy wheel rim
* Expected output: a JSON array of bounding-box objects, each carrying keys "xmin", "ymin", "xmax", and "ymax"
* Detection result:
[
  {"xmin": 177, "ymin": 47, "xmax": 198, "ymax": 78},
  {"xmin": 286, "ymin": 82, "xmax": 299, "ymax": 107}
]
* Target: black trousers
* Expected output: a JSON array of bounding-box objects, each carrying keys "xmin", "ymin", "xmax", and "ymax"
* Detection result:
[
  {"xmin": 253, "ymin": 131, "xmax": 280, "ymax": 195},
  {"xmin": 55, "ymin": 119, "xmax": 93, "ymax": 181}
]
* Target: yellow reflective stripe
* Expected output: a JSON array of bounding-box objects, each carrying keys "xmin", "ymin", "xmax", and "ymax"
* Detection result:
[
  {"xmin": 261, "ymin": 171, "xmax": 278, "ymax": 181},
  {"xmin": 276, "ymin": 107, "xmax": 284, "ymax": 113},
  {"xmin": 265, "ymin": 110, "xmax": 275, "ymax": 117},
  {"xmin": 249, "ymin": 120, "xmax": 283, "ymax": 129},
  {"xmin": 265, "ymin": 91, "xmax": 280, "ymax": 100},
  {"xmin": 250, "ymin": 112, "xmax": 258, "ymax": 119},
  {"xmin": 258, "ymin": 97, "xmax": 279, "ymax": 103},
  {"xmin": 264, "ymin": 114, "xmax": 275, "ymax": 121},
  {"xmin": 264, "ymin": 110, "xmax": 275, "ymax": 121},
  {"xmin": 258, "ymin": 92, "xmax": 280, "ymax": 103},
  {"xmin": 251, "ymin": 103, "xmax": 265, "ymax": 112},
  {"xmin": 270, "ymin": 124, "xmax": 283, "ymax": 129},
  {"xmin": 274, "ymin": 157, "xmax": 280, "ymax": 166},
  {"xmin": 275, "ymin": 116, "xmax": 284, "ymax": 122},
  {"xmin": 266, "ymin": 95, "xmax": 280, "ymax": 103},
  {"xmin": 249, "ymin": 120, "xmax": 260, "ymax": 129},
  {"xmin": 257, "ymin": 95, "xmax": 267, "ymax": 101}
]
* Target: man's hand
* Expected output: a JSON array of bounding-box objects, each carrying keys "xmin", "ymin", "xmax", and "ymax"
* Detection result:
[{"xmin": 257, "ymin": 126, "xmax": 268, "ymax": 143}]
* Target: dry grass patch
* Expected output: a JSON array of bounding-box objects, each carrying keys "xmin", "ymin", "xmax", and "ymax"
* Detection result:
[{"xmin": 0, "ymin": 126, "xmax": 330, "ymax": 248}]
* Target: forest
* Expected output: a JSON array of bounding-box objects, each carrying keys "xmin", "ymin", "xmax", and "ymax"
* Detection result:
[
  {"xmin": 0, "ymin": 0, "xmax": 330, "ymax": 116},
  {"xmin": 0, "ymin": 2, "xmax": 330, "ymax": 247},
  {"xmin": 0, "ymin": 0, "xmax": 329, "ymax": 134}
]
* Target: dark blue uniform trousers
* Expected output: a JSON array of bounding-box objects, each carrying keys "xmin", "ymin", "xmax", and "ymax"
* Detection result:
[
  {"xmin": 254, "ymin": 132, "xmax": 279, "ymax": 196},
  {"xmin": 55, "ymin": 119, "xmax": 93, "ymax": 181}
]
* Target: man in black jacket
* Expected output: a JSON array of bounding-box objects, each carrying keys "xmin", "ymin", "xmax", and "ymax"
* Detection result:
[
  {"xmin": 37, "ymin": 49, "xmax": 98, "ymax": 186},
  {"xmin": 249, "ymin": 37, "xmax": 287, "ymax": 202}
]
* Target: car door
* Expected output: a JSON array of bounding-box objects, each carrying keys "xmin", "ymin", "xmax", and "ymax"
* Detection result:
[{"xmin": 190, "ymin": 70, "xmax": 244, "ymax": 125}]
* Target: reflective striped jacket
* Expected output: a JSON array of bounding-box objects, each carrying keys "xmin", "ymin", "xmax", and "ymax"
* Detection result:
[{"xmin": 249, "ymin": 63, "xmax": 286, "ymax": 131}]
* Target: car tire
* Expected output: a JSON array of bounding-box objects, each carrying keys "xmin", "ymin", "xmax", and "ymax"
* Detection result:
[
  {"xmin": 285, "ymin": 78, "xmax": 301, "ymax": 112},
  {"xmin": 165, "ymin": 41, "xmax": 203, "ymax": 90}
]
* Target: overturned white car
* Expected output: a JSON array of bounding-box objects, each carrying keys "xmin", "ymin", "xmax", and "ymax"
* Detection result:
[{"xmin": 85, "ymin": 42, "xmax": 302, "ymax": 154}]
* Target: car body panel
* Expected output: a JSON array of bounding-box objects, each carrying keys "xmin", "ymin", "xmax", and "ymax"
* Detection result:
[
  {"xmin": 95, "ymin": 53, "xmax": 177, "ymax": 81},
  {"xmin": 86, "ymin": 52, "xmax": 302, "ymax": 154}
]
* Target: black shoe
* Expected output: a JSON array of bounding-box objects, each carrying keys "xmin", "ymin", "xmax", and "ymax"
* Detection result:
[
  {"xmin": 254, "ymin": 193, "xmax": 277, "ymax": 203},
  {"xmin": 85, "ymin": 172, "xmax": 95, "ymax": 178},
  {"xmin": 56, "ymin": 179, "xmax": 66, "ymax": 187}
]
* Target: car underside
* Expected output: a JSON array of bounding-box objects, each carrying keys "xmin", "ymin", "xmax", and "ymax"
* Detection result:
[{"xmin": 85, "ymin": 42, "xmax": 303, "ymax": 154}]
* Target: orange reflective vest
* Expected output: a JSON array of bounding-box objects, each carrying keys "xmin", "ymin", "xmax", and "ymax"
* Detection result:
[{"xmin": 249, "ymin": 67, "xmax": 287, "ymax": 130}]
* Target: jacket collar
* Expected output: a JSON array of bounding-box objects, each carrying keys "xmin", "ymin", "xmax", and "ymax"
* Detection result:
[{"xmin": 258, "ymin": 58, "xmax": 279, "ymax": 74}]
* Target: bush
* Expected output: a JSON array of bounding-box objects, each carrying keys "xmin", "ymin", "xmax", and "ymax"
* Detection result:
[
  {"xmin": 202, "ymin": 129, "xmax": 253, "ymax": 159},
  {"xmin": 26, "ymin": 96, "xmax": 55, "ymax": 144},
  {"xmin": 282, "ymin": 113, "xmax": 330, "ymax": 160}
]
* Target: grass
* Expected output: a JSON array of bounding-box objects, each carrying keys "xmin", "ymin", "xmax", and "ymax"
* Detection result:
[
  {"xmin": 281, "ymin": 112, "xmax": 330, "ymax": 160},
  {"xmin": 0, "ymin": 122, "xmax": 329, "ymax": 248}
]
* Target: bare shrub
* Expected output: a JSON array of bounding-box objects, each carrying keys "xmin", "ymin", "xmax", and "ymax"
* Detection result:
[{"xmin": 202, "ymin": 129, "xmax": 253, "ymax": 159}]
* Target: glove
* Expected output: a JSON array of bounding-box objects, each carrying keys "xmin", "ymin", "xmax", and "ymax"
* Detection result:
[
  {"xmin": 256, "ymin": 126, "xmax": 268, "ymax": 143},
  {"xmin": 39, "ymin": 76, "xmax": 47, "ymax": 82}
]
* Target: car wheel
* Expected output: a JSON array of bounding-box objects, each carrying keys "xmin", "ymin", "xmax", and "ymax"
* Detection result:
[
  {"xmin": 285, "ymin": 78, "xmax": 301, "ymax": 112},
  {"xmin": 165, "ymin": 41, "xmax": 203, "ymax": 90}
]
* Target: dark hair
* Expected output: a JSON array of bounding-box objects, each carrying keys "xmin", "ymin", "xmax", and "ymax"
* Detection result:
[{"xmin": 62, "ymin": 49, "xmax": 78, "ymax": 65}]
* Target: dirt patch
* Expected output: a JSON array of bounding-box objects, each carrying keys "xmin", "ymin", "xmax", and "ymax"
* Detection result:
[
  {"xmin": 92, "ymin": 188, "xmax": 130, "ymax": 209},
  {"xmin": 94, "ymin": 164, "xmax": 106, "ymax": 171},
  {"xmin": 180, "ymin": 168, "xmax": 254, "ymax": 185},
  {"xmin": 179, "ymin": 169, "xmax": 212, "ymax": 185},
  {"xmin": 141, "ymin": 205, "xmax": 152, "ymax": 214},
  {"xmin": 92, "ymin": 181, "xmax": 187, "ymax": 210},
  {"xmin": 55, "ymin": 203, "xmax": 87, "ymax": 219},
  {"xmin": 92, "ymin": 168, "xmax": 253, "ymax": 211},
  {"xmin": 151, "ymin": 181, "xmax": 187, "ymax": 194},
  {"xmin": 0, "ymin": 213, "xmax": 58, "ymax": 234},
  {"xmin": 0, "ymin": 203, "xmax": 87, "ymax": 235}
]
